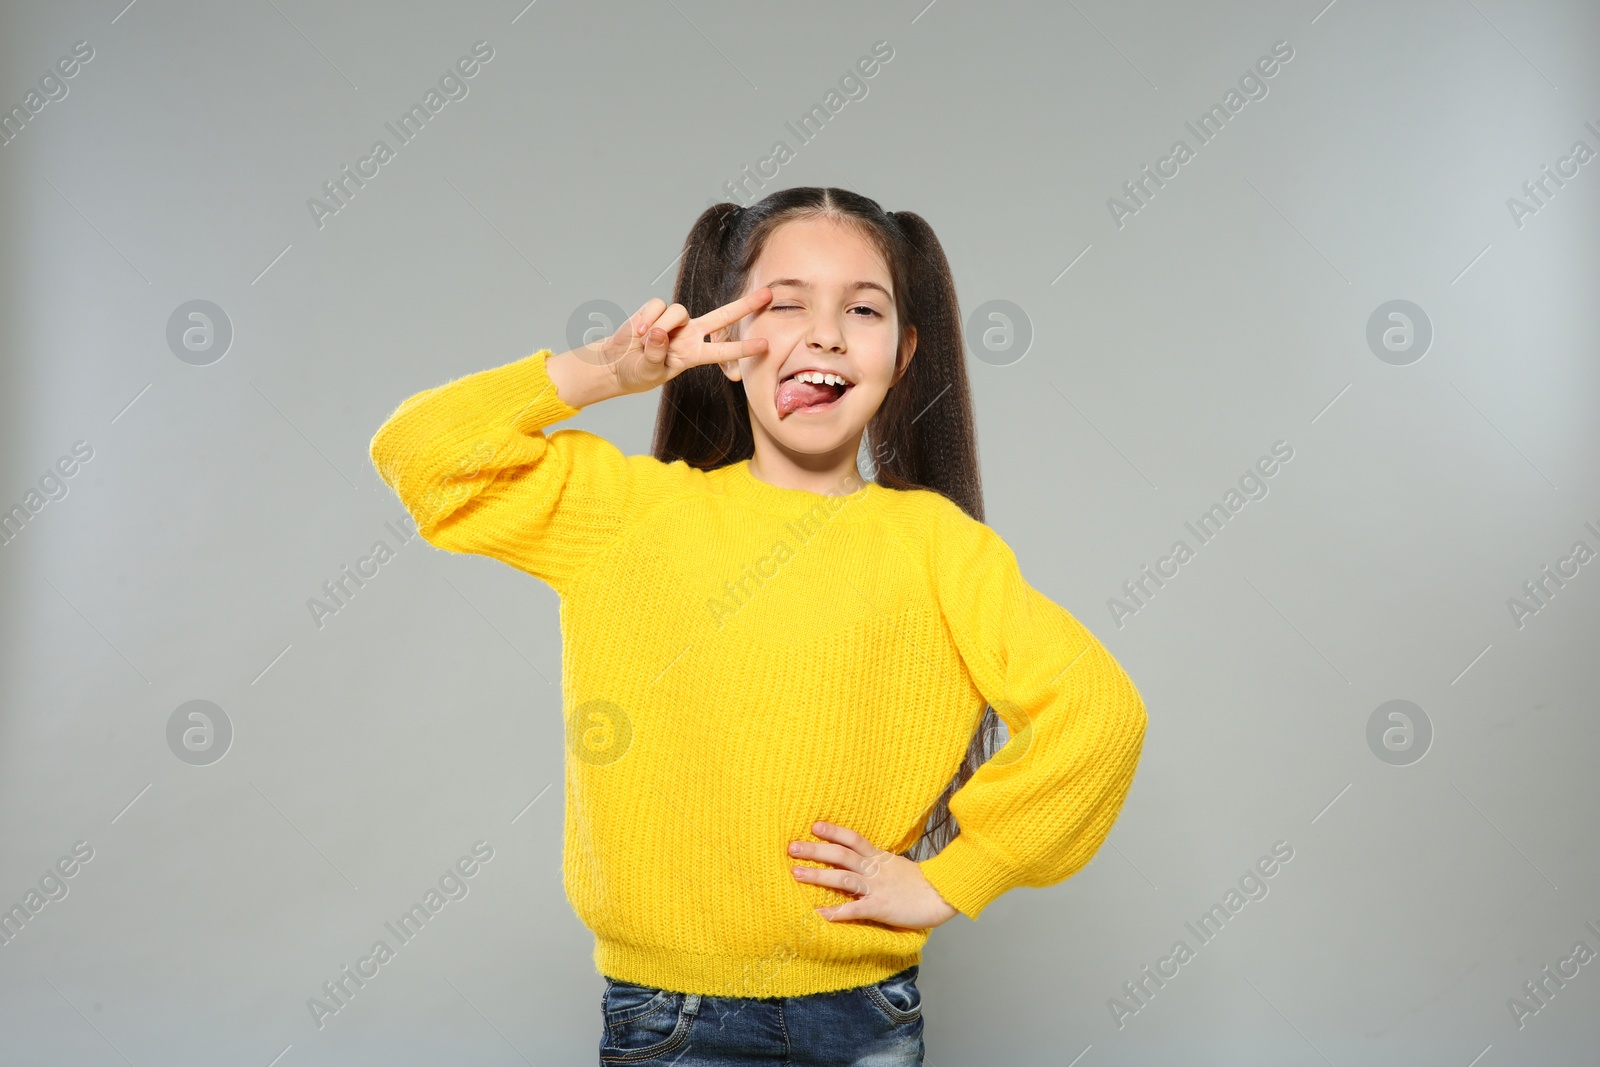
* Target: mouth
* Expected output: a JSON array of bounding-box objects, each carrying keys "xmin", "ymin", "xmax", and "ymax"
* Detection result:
[{"xmin": 775, "ymin": 369, "xmax": 855, "ymax": 419}]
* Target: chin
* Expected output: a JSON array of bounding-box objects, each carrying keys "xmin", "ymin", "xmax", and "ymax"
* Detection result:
[
  {"xmin": 770, "ymin": 428, "xmax": 860, "ymax": 453},
  {"xmin": 764, "ymin": 415, "xmax": 866, "ymax": 453}
]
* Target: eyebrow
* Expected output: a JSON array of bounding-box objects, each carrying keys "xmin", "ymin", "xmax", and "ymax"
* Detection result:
[{"xmin": 763, "ymin": 277, "xmax": 892, "ymax": 299}]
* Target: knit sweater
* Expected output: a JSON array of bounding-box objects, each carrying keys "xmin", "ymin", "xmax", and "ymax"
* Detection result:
[{"xmin": 369, "ymin": 347, "xmax": 1148, "ymax": 998}]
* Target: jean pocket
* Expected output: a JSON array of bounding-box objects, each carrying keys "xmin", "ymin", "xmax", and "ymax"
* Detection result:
[
  {"xmin": 600, "ymin": 979, "xmax": 701, "ymax": 1062},
  {"xmin": 862, "ymin": 964, "xmax": 922, "ymax": 1025}
]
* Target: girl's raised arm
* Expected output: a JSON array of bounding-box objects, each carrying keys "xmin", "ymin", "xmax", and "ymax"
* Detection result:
[
  {"xmin": 917, "ymin": 498, "xmax": 1150, "ymax": 920},
  {"xmin": 367, "ymin": 293, "xmax": 769, "ymax": 599}
]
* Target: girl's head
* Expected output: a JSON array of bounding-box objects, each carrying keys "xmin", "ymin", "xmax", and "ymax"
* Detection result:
[
  {"xmin": 653, "ymin": 186, "xmax": 983, "ymax": 525},
  {"xmin": 716, "ymin": 214, "xmax": 908, "ymax": 473}
]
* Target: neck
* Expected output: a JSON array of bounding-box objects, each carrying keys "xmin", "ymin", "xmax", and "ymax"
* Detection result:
[{"xmin": 746, "ymin": 433, "xmax": 868, "ymax": 496}]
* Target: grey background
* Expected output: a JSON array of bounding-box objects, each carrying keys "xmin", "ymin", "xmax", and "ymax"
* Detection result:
[{"xmin": 2, "ymin": 0, "xmax": 1598, "ymax": 1063}]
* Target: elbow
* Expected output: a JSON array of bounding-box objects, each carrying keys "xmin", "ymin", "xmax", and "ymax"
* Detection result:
[
  {"xmin": 368, "ymin": 426, "xmax": 398, "ymax": 488},
  {"xmin": 368, "ymin": 419, "xmax": 428, "ymax": 517},
  {"xmin": 368, "ymin": 433, "xmax": 447, "ymax": 536},
  {"xmin": 369, "ymin": 386, "xmax": 448, "ymax": 481},
  {"xmin": 367, "ymin": 400, "xmax": 478, "ymax": 533},
  {"xmin": 1117, "ymin": 679, "xmax": 1149, "ymax": 768},
  {"xmin": 368, "ymin": 400, "xmax": 422, "ymax": 491}
]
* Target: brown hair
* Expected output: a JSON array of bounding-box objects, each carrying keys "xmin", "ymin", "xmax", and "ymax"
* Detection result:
[{"xmin": 651, "ymin": 186, "xmax": 1005, "ymax": 864}]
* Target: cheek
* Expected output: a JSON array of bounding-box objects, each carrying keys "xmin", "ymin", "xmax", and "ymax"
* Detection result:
[{"xmin": 866, "ymin": 359, "xmax": 899, "ymax": 390}]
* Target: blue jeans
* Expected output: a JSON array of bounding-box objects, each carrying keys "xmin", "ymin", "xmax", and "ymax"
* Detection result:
[{"xmin": 598, "ymin": 965, "xmax": 924, "ymax": 1065}]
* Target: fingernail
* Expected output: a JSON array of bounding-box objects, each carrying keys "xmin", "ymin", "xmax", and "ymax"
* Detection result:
[{"xmin": 789, "ymin": 843, "xmax": 800, "ymax": 854}]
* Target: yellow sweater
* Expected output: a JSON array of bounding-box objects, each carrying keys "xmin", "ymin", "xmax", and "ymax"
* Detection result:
[{"xmin": 369, "ymin": 347, "xmax": 1148, "ymax": 998}]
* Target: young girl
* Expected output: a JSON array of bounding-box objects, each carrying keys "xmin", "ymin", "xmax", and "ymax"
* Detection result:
[{"xmin": 369, "ymin": 187, "xmax": 1148, "ymax": 1066}]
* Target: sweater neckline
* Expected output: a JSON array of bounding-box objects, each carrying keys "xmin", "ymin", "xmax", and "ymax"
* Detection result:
[{"xmin": 719, "ymin": 458, "xmax": 879, "ymax": 514}]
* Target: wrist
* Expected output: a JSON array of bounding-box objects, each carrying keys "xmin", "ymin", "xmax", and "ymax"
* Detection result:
[
  {"xmin": 930, "ymin": 890, "xmax": 959, "ymax": 926},
  {"xmin": 545, "ymin": 347, "xmax": 622, "ymax": 408}
]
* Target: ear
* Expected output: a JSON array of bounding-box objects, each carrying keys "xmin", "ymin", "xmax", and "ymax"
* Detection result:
[
  {"xmin": 713, "ymin": 325, "xmax": 744, "ymax": 382},
  {"xmin": 890, "ymin": 324, "xmax": 918, "ymax": 388}
]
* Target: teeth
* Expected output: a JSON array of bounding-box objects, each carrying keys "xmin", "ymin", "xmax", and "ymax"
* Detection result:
[{"xmin": 793, "ymin": 370, "xmax": 851, "ymax": 386}]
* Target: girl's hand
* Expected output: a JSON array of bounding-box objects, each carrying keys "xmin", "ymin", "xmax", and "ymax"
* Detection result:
[
  {"xmin": 789, "ymin": 821, "xmax": 960, "ymax": 929},
  {"xmin": 594, "ymin": 289, "xmax": 773, "ymax": 399}
]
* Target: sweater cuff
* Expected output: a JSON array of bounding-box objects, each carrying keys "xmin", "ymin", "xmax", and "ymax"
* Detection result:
[
  {"xmin": 916, "ymin": 832, "xmax": 1019, "ymax": 921},
  {"xmin": 495, "ymin": 348, "xmax": 584, "ymax": 429}
]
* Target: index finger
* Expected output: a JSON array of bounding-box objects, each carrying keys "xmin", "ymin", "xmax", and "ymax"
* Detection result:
[{"xmin": 693, "ymin": 286, "xmax": 773, "ymax": 337}]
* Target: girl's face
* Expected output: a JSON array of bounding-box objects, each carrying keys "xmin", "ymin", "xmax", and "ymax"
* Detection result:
[{"xmin": 718, "ymin": 216, "xmax": 914, "ymax": 464}]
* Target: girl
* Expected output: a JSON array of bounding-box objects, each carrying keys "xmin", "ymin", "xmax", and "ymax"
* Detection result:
[{"xmin": 369, "ymin": 186, "xmax": 1148, "ymax": 1066}]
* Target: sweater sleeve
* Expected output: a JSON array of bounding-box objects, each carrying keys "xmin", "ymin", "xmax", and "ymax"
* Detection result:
[
  {"xmin": 368, "ymin": 347, "xmax": 667, "ymax": 599},
  {"xmin": 916, "ymin": 499, "xmax": 1148, "ymax": 920}
]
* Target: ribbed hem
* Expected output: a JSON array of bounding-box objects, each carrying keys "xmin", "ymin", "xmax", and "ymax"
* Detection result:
[
  {"xmin": 915, "ymin": 832, "xmax": 1020, "ymax": 921},
  {"xmin": 594, "ymin": 937, "xmax": 921, "ymax": 998},
  {"xmin": 714, "ymin": 459, "xmax": 881, "ymax": 520}
]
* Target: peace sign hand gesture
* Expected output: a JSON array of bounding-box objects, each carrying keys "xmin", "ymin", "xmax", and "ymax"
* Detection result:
[{"xmin": 590, "ymin": 288, "xmax": 773, "ymax": 400}]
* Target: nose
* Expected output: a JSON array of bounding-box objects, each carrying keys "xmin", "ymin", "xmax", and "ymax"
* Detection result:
[{"xmin": 805, "ymin": 319, "xmax": 844, "ymax": 353}]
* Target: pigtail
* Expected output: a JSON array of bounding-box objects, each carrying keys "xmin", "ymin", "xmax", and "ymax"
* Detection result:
[
  {"xmin": 866, "ymin": 210, "xmax": 984, "ymax": 524},
  {"xmin": 650, "ymin": 203, "xmax": 754, "ymax": 466}
]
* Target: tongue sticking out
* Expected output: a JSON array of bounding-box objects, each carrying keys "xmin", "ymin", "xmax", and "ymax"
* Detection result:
[{"xmin": 776, "ymin": 378, "xmax": 846, "ymax": 418}]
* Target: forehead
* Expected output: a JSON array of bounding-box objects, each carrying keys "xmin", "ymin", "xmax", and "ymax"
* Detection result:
[{"xmin": 752, "ymin": 216, "xmax": 892, "ymax": 289}]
